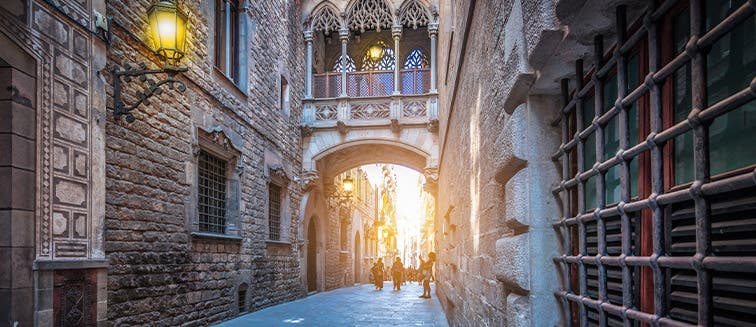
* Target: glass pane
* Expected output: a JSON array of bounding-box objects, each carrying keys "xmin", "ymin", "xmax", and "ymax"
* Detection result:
[
  {"xmin": 627, "ymin": 55, "xmax": 640, "ymax": 92},
  {"xmin": 673, "ymin": 8, "xmax": 695, "ymax": 185},
  {"xmin": 585, "ymin": 176, "xmax": 597, "ymax": 211},
  {"xmin": 603, "ymin": 75, "xmax": 618, "ymax": 114},
  {"xmin": 706, "ymin": 0, "xmax": 747, "ymax": 31},
  {"xmin": 628, "ymin": 103, "xmax": 639, "ymax": 198},
  {"xmin": 605, "ymin": 165, "xmax": 621, "ymax": 204},
  {"xmin": 707, "ymin": 11, "xmax": 756, "ymax": 176},
  {"xmin": 582, "ymin": 96, "xmax": 595, "ymax": 131},
  {"xmin": 585, "ymin": 133, "xmax": 596, "ymax": 171}
]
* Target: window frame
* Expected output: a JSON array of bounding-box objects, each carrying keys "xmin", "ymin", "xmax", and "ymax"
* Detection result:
[{"xmin": 215, "ymin": 0, "xmax": 242, "ymax": 84}]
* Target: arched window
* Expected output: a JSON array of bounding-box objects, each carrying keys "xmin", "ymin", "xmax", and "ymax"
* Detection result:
[
  {"xmin": 333, "ymin": 55, "xmax": 356, "ymax": 72},
  {"xmin": 361, "ymin": 42, "xmax": 395, "ymax": 71},
  {"xmin": 403, "ymin": 49, "xmax": 429, "ymax": 69}
]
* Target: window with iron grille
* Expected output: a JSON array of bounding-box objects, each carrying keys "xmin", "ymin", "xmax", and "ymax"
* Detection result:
[
  {"xmin": 237, "ymin": 283, "xmax": 247, "ymax": 313},
  {"xmin": 198, "ymin": 150, "xmax": 228, "ymax": 234},
  {"xmin": 554, "ymin": 1, "xmax": 756, "ymax": 326},
  {"xmin": 268, "ymin": 184, "xmax": 282, "ymax": 241}
]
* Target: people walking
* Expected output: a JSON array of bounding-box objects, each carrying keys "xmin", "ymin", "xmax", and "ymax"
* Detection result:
[
  {"xmin": 419, "ymin": 252, "xmax": 436, "ymax": 299},
  {"xmin": 371, "ymin": 258, "xmax": 385, "ymax": 290},
  {"xmin": 391, "ymin": 257, "xmax": 405, "ymax": 290}
]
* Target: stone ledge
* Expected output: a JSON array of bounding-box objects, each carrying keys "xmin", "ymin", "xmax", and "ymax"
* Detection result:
[
  {"xmin": 265, "ymin": 239, "xmax": 292, "ymax": 246},
  {"xmin": 191, "ymin": 231, "xmax": 243, "ymax": 242},
  {"xmin": 33, "ymin": 259, "xmax": 109, "ymax": 271}
]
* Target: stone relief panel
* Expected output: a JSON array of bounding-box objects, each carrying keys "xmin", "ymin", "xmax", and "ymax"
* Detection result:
[{"xmin": 0, "ymin": 1, "xmax": 95, "ymax": 259}]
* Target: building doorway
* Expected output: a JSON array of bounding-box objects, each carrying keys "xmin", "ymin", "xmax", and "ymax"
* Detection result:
[
  {"xmin": 354, "ymin": 232, "xmax": 361, "ymax": 284},
  {"xmin": 306, "ymin": 218, "xmax": 318, "ymax": 293}
]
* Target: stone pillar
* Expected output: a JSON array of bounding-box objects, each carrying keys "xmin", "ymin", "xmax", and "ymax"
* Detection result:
[
  {"xmin": 304, "ymin": 30, "xmax": 313, "ymax": 99},
  {"xmin": 339, "ymin": 28, "xmax": 349, "ymax": 97},
  {"xmin": 428, "ymin": 22, "xmax": 439, "ymax": 93},
  {"xmin": 392, "ymin": 24, "xmax": 402, "ymax": 95}
]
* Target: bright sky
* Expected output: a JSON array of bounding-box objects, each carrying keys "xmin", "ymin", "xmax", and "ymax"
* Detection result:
[{"xmin": 361, "ymin": 164, "xmax": 426, "ymax": 263}]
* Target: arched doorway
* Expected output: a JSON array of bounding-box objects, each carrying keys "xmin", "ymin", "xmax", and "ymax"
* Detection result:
[
  {"xmin": 354, "ymin": 232, "xmax": 361, "ymax": 284},
  {"xmin": 306, "ymin": 217, "xmax": 318, "ymax": 292}
]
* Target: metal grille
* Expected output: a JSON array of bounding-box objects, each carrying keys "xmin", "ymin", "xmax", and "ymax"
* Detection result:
[
  {"xmin": 313, "ymin": 72, "xmax": 342, "ymax": 98},
  {"xmin": 269, "ymin": 183, "xmax": 282, "ymax": 241},
  {"xmin": 198, "ymin": 150, "xmax": 227, "ymax": 234},
  {"xmin": 552, "ymin": 1, "xmax": 756, "ymax": 326},
  {"xmin": 238, "ymin": 284, "xmax": 247, "ymax": 313},
  {"xmin": 401, "ymin": 69, "xmax": 430, "ymax": 94}
]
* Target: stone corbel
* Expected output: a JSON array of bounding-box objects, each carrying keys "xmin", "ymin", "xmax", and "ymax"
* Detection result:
[
  {"xmin": 337, "ymin": 121, "xmax": 349, "ymax": 135},
  {"xmin": 423, "ymin": 166, "xmax": 439, "ymax": 194},
  {"xmin": 427, "ymin": 119, "xmax": 439, "ymax": 133},
  {"xmin": 297, "ymin": 170, "xmax": 320, "ymax": 192},
  {"xmin": 300, "ymin": 124, "xmax": 313, "ymax": 137},
  {"xmin": 390, "ymin": 119, "xmax": 400, "ymax": 134},
  {"xmin": 235, "ymin": 157, "xmax": 245, "ymax": 176}
]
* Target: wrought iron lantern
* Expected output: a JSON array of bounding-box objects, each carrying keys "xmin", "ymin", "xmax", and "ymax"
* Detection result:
[
  {"xmin": 367, "ymin": 43, "xmax": 385, "ymax": 62},
  {"xmin": 327, "ymin": 175, "xmax": 354, "ymax": 208},
  {"xmin": 111, "ymin": 0, "xmax": 189, "ymax": 123}
]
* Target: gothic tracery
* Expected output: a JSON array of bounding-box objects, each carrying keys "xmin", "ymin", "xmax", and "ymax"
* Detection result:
[
  {"xmin": 310, "ymin": 4, "xmax": 341, "ymax": 35},
  {"xmin": 399, "ymin": 0, "xmax": 431, "ymax": 29},
  {"xmin": 347, "ymin": 0, "xmax": 394, "ymax": 33}
]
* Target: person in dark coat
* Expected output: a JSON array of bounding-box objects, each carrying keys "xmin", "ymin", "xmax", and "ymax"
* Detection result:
[
  {"xmin": 371, "ymin": 258, "xmax": 385, "ymax": 290},
  {"xmin": 391, "ymin": 257, "xmax": 405, "ymax": 290}
]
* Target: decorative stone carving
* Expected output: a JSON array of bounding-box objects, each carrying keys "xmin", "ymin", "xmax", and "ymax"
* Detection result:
[
  {"xmin": 347, "ymin": 0, "xmax": 393, "ymax": 33},
  {"xmin": 206, "ymin": 127, "xmax": 232, "ymax": 150},
  {"xmin": 427, "ymin": 118, "xmax": 439, "ymax": 133},
  {"xmin": 337, "ymin": 121, "xmax": 349, "ymax": 135},
  {"xmin": 390, "ymin": 118, "xmax": 400, "ymax": 133},
  {"xmin": 298, "ymin": 170, "xmax": 320, "ymax": 192},
  {"xmin": 310, "ymin": 4, "xmax": 341, "ymax": 35},
  {"xmin": 269, "ymin": 165, "xmax": 291, "ymax": 184},
  {"xmin": 351, "ymin": 103, "xmax": 391, "ymax": 120},
  {"xmin": 399, "ymin": 0, "xmax": 431, "ymax": 29},
  {"xmin": 300, "ymin": 124, "xmax": 314, "ymax": 137}
]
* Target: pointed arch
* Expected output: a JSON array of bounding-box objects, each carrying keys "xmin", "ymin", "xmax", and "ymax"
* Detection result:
[
  {"xmin": 308, "ymin": 1, "xmax": 342, "ymax": 35},
  {"xmin": 346, "ymin": 0, "xmax": 394, "ymax": 33},
  {"xmin": 403, "ymin": 49, "xmax": 429, "ymax": 69},
  {"xmin": 399, "ymin": 0, "xmax": 431, "ymax": 29},
  {"xmin": 333, "ymin": 54, "xmax": 357, "ymax": 72}
]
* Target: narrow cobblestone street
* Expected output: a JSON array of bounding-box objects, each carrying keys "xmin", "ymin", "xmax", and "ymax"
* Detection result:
[{"xmin": 218, "ymin": 282, "xmax": 448, "ymax": 326}]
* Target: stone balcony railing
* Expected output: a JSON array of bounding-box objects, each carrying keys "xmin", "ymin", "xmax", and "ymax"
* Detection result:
[{"xmin": 302, "ymin": 93, "xmax": 438, "ymax": 131}]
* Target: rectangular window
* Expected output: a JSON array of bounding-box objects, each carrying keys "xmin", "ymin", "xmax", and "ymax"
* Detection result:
[
  {"xmin": 215, "ymin": 0, "xmax": 239, "ymax": 82},
  {"xmin": 198, "ymin": 150, "xmax": 227, "ymax": 234},
  {"xmin": 268, "ymin": 184, "xmax": 282, "ymax": 240}
]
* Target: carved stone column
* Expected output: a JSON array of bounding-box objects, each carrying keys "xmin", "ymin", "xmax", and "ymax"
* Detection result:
[
  {"xmin": 428, "ymin": 22, "xmax": 439, "ymax": 93},
  {"xmin": 339, "ymin": 28, "xmax": 350, "ymax": 97},
  {"xmin": 304, "ymin": 30, "xmax": 313, "ymax": 99},
  {"xmin": 392, "ymin": 24, "xmax": 402, "ymax": 95}
]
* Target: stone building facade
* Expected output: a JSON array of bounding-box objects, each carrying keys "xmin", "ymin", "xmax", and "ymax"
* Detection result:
[{"xmin": 1, "ymin": 0, "xmax": 307, "ymax": 325}]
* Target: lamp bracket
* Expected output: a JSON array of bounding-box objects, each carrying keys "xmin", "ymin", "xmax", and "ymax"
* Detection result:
[{"xmin": 112, "ymin": 62, "xmax": 188, "ymax": 122}]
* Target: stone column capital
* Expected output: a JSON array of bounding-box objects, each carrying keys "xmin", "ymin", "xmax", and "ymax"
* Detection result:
[
  {"xmin": 304, "ymin": 30, "xmax": 313, "ymax": 42},
  {"xmin": 298, "ymin": 170, "xmax": 320, "ymax": 192},
  {"xmin": 339, "ymin": 28, "xmax": 350, "ymax": 41},
  {"xmin": 428, "ymin": 23, "xmax": 439, "ymax": 37},
  {"xmin": 392, "ymin": 24, "xmax": 403, "ymax": 39}
]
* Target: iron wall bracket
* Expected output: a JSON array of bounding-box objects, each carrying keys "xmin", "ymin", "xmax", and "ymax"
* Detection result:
[{"xmin": 112, "ymin": 62, "xmax": 188, "ymax": 122}]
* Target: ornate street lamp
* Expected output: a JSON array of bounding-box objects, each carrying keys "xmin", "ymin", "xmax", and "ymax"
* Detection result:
[
  {"xmin": 112, "ymin": 0, "xmax": 189, "ymax": 123},
  {"xmin": 327, "ymin": 175, "xmax": 354, "ymax": 208}
]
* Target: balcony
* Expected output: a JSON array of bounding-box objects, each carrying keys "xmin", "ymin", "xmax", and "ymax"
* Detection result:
[
  {"xmin": 312, "ymin": 68, "xmax": 431, "ymax": 98},
  {"xmin": 302, "ymin": 92, "xmax": 437, "ymax": 129}
]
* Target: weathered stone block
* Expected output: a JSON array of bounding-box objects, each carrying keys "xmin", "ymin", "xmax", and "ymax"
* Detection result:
[
  {"xmin": 506, "ymin": 293, "xmax": 531, "ymax": 327},
  {"xmin": 495, "ymin": 234, "xmax": 530, "ymax": 293}
]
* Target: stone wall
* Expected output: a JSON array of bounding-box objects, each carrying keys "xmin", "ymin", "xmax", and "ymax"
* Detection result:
[
  {"xmin": 435, "ymin": 0, "xmax": 564, "ymax": 325},
  {"xmin": 104, "ymin": 0, "xmax": 306, "ymax": 325}
]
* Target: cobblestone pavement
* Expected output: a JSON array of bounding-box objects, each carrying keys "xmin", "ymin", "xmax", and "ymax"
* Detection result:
[{"xmin": 217, "ymin": 282, "xmax": 449, "ymax": 326}]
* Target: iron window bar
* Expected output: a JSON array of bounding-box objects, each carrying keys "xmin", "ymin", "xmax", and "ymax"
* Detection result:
[
  {"xmin": 552, "ymin": 0, "xmax": 756, "ymax": 326},
  {"xmin": 198, "ymin": 150, "xmax": 228, "ymax": 234}
]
